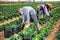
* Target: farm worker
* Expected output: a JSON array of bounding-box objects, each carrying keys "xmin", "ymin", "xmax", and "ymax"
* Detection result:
[
  {"xmin": 36, "ymin": 4, "xmax": 52, "ymax": 18},
  {"xmin": 45, "ymin": 3, "xmax": 52, "ymax": 14},
  {"xmin": 18, "ymin": 6, "xmax": 40, "ymax": 29}
]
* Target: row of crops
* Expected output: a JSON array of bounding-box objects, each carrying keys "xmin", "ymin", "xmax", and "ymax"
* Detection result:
[
  {"xmin": 5, "ymin": 10, "xmax": 60, "ymax": 40},
  {"xmin": 3, "ymin": 7, "xmax": 60, "ymax": 40},
  {"xmin": 0, "ymin": 2, "xmax": 60, "ymax": 22},
  {"xmin": 0, "ymin": 2, "xmax": 60, "ymax": 40},
  {"xmin": 0, "ymin": 18, "xmax": 22, "ymax": 38}
]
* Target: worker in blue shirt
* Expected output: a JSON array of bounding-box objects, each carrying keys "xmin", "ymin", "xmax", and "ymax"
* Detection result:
[
  {"xmin": 36, "ymin": 4, "xmax": 52, "ymax": 18},
  {"xmin": 18, "ymin": 6, "xmax": 40, "ymax": 29}
]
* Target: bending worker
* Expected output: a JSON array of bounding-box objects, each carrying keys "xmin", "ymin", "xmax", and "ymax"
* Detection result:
[
  {"xmin": 45, "ymin": 3, "xmax": 52, "ymax": 14},
  {"xmin": 36, "ymin": 4, "xmax": 52, "ymax": 18},
  {"xmin": 18, "ymin": 6, "xmax": 40, "ymax": 29}
]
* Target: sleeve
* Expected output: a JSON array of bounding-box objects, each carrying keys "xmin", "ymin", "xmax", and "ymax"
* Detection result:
[
  {"xmin": 37, "ymin": 9, "xmax": 42, "ymax": 17},
  {"xmin": 22, "ymin": 14, "xmax": 25, "ymax": 24}
]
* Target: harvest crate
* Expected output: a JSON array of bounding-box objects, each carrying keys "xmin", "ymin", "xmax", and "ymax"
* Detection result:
[{"xmin": 0, "ymin": 31, "xmax": 4, "ymax": 40}]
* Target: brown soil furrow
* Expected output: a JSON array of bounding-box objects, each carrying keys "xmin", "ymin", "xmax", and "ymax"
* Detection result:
[
  {"xmin": 0, "ymin": 31, "xmax": 4, "ymax": 40},
  {"xmin": 46, "ymin": 19, "xmax": 60, "ymax": 40}
]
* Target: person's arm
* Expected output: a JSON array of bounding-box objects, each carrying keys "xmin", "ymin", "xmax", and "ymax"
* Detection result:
[
  {"xmin": 22, "ymin": 14, "xmax": 25, "ymax": 24},
  {"xmin": 37, "ymin": 9, "xmax": 42, "ymax": 17}
]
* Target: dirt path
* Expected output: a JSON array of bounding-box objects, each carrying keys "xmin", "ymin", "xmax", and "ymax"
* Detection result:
[
  {"xmin": 46, "ymin": 19, "xmax": 60, "ymax": 40},
  {"xmin": 0, "ymin": 31, "xmax": 4, "ymax": 40},
  {"xmin": 0, "ymin": 16, "xmax": 22, "ymax": 26}
]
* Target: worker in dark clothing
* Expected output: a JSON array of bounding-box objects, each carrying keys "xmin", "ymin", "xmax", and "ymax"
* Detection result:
[
  {"xmin": 45, "ymin": 4, "xmax": 52, "ymax": 11},
  {"xmin": 36, "ymin": 4, "xmax": 52, "ymax": 18},
  {"xmin": 45, "ymin": 4, "xmax": 52, "ymax": 14}
]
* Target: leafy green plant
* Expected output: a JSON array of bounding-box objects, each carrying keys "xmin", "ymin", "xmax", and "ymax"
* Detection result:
[
  {"xmin": 9, "ymin": 34, "xmax": 22, "ymax": 40},
  {"xmin": 32, "ymin": 14, "xmax": 60, "ymax": 40}
]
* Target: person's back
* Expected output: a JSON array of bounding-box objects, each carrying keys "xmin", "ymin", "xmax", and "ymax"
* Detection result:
[
  {"xmin": 18, "ymin": 6, "xmax": 39, "ymax": 30},
  {"xmin": 36, "ymin": 4, "xmax": 50, "ymax": 17},
  {"xmin": 23, "ymin": 6, "xmax": 34, "ymax": 11},
  {"xmin": 22, "ymin": 6, "xmax": 35, "ymax": 15},
  {"xmin": 40, "ymin": 4, "xmax": 45, "ymax": 9}
]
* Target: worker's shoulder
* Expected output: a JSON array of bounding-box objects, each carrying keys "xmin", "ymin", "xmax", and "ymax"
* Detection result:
[
  {"xmin": 23, "ymin": 6, "xmax": 34, "ymax": 10},
  {"xmin": 23, "ymin": 6, "xmax": 33, "ymax": 8}
]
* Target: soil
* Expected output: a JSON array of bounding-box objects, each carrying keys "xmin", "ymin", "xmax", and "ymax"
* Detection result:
[
  {"xmin": 0, "ymin": 31, "xmax": 4, "ymax": 40},
  {"xmin": 46, "ymin": 19, "xmax": 60, "ymax": 40}
]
